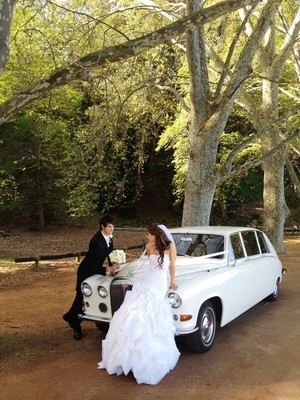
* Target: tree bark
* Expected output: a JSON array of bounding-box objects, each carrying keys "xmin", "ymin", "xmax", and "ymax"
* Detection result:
[
  {"xmin": 0, "ymin": 0, "xmax": 16, "ymax": 73},
  {"xmin": 259, "ymin": 76, "xmax": 289, "ymax": 252}
]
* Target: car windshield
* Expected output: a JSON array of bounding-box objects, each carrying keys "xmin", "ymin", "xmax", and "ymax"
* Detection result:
[{"xmin": 172, "ymin": 233, "xmax": 225, "ymax": 258}]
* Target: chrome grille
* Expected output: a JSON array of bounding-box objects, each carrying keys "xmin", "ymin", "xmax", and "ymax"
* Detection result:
[{"xmin": 110, "ymin": 277, "xmax": 133, "ymax": 314}]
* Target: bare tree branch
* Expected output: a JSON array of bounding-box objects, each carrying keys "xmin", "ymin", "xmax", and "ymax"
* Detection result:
[
  {"xmin": 218, "ymin": 128, "xmax": 300, "ymax": 183},
  {"xmin": 215, "ymin": 3, "xmax": 256, "ymax": 99},
  {"xmin": 0, "ymin": 0, "xmax": 259, "ymax": 125},
  {"xmin": 219, "ymin": 0, "xmax": 280, "ymax": 107},
  {"xmin": 285, "ymin": 155, "xmax": 300, "ymax": 200},
  {"xmin": 218, "ymin": 102, "xmax": 300, "ymax": 179},
  {"xmin": 155, "ymin": 84, "xmax": 190, "ymax": 112},
  {"xmin": 274, "ymin": 6, "xmax": 300, "ymax": 74}
]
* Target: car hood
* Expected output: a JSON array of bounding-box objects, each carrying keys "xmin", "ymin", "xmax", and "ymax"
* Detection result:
[{"xmin": 116, "ymin": 254, "xmax": 228, "ymax": 280}]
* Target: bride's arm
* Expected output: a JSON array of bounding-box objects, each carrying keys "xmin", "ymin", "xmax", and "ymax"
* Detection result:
[{"xmin": 169, "ymin": 243, "xmax": 178, "ymax": 290}]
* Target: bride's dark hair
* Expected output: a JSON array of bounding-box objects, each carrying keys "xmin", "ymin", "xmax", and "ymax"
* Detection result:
[{"xmin": 147, "ymin": 223, "xmax": 171, "ymax": 268}]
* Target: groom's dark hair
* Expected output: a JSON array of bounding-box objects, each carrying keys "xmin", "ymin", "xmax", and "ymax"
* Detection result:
[{"xmin": 99, "ymin": 214, "xmax": 114, "ymax": 228}]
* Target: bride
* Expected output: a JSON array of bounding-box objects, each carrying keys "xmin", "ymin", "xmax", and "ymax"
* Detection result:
[{"xmin": 98, "ymin": 223, "xmax": 180, "ymax": 385}]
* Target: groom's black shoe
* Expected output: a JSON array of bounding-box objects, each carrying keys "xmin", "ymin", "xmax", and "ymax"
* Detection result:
[
  {"xmin": 63, "ymin": 313, "xmax": 82, "ymax": 340},
  {"xmin": 73, "ymin": 330, "xmax": 82, "ymax": 341}
]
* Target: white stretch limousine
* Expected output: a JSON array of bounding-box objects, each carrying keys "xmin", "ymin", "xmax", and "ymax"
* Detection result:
[{"xmin": 79, "ymin": 226, "xmax": 286, "ymax": 353}]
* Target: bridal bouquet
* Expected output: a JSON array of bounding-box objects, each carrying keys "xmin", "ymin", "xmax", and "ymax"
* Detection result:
[{"xmin": 109, "ymin": 249, "xmax": 126, "ymax": 264}]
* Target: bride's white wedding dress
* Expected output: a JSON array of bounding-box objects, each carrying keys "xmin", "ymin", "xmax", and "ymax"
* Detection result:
[{"xmin": 98, "ymin": 253, "xmax": 180, "ymax": 385}]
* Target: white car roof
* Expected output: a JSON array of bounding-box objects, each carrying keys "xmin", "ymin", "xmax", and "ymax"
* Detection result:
[{"xmin": 168, "ymin": 226, "xmax": 260, "ymax": 236}]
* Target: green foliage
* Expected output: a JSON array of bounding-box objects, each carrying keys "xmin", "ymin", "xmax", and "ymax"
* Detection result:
[
  {"xmin": 285, "ymin": 183, "xmax": 300, "ymax": 208},
  {"xmin": 1, "ymin": 0, "xmax": 183, "ymax": 224},
  {"xmin": 0, "ymin": 82, "xmax": 86, "ymax": 224},
  {"xmin": 157, "ymin": 107, "xmax": 189, "ymax": 204},
  {"xmin": 217, "ymin": 169, "xmax": 263, "ymax": 204},
  {"xmin": 56, "ymin": 42, "xmax": 182, "ymax": 218},
  {"xmin": 211, "ymin": 112, "xmax": 264, "ymax": 222},
  {"xmin": 212, "ymin": 169, "xmax": 264, "ymax": 226},
  {"xmin": 1, "ymin": 0, "xmax": 300, "ymax": 229},
  {"xmin": 0, "ymin": 170, "xmax": 18, "ymax": 207}
]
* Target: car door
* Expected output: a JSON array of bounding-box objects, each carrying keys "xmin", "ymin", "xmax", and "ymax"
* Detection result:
[{"xmin": 226, "ymin": 231, "xmax": 262, "ymax": 321}]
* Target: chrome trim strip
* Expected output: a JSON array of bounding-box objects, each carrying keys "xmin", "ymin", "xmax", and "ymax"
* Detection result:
[{"xmin": 78, "ymin": 313, "xmax": 110, "ymax": 323}]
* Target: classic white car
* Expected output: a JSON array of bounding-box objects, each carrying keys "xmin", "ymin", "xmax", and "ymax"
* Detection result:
[{"xmin": 79, "ymin": 226, "xmax": 286, "ymax": 353}]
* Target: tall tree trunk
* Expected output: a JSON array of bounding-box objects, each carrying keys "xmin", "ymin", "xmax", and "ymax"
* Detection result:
[
  {"xmin": 0, "ymin": 0, "xmax": 16, "ymax": 73},
  {"xmin": 183, "ymin": 109, "xmax": 234, "ymax": 225},
  {"xmin": 262, "ymin": 152, "xmax": 288, "ymax": 252},
  {"xmin": 182, "ymin": 0, "xmax": 212, "ymax": 226},
  {"xmin": 258, "ymin": 8, "xmax": 300, "ymax": 252},
  {"xmin": 259, "ymin": 75, "xmax": 289, "ymax": 252},
  {"xmin": 36, "ymin": 144, "xmax": 46, "ymax": 231}
]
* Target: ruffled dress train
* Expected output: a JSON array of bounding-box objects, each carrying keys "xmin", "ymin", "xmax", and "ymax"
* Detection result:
[{"xmin": 98, "ymin": 254, "xmax": 180, "ymax": 385}]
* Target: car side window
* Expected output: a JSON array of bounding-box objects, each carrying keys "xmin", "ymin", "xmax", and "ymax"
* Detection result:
[
  {"xmin": 241, "ymin": 231, "xmax": 260, "ymax": 256},
  {"xmin": 187, "ymin": 234, "xmax": 206, "ymax": 256},
  {"xmin": 188, "ymin": 235, "xmax": 225, "ymax": 257},
  {"xmin": 256, "ymin": 231, "xmax": 270, "ymax": 253},
  {"xmin": 173, "ymin": 234, "xmax": 225, "ymax": 258},
  {"xmin": 229, "ymin": 234, "xmax": 245, "ymax": 260}
]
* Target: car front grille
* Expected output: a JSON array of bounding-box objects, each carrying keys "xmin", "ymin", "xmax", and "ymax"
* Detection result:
[{"xmin": 110, "ymin": 277, "xmax": 133, "ymax": 315}]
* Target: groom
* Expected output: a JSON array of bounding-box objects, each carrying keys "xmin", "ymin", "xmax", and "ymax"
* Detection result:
[{"xmin": 63, "ymin": 214, "xmax": 119, "ymax": 340}]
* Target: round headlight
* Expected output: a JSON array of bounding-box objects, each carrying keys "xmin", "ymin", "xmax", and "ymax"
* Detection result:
[
  {"xmin": 82, "ymin": 282, "xmax": 92, "ymax": 297},
  {"xmin": 98, "ymin": 286, "xmax": 108, "ymax": 298},
  {"xmin": 168, "ymin": 292, "xmax": 182, "ymax": 308}
]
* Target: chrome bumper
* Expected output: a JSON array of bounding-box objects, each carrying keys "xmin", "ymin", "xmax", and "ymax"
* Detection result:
[
  {"xmin": 79, "ymin": 313, "xmax": 199, "ymax": 335},
  {"xmin": 175, "ymin": 327, "xmax": 199, "ymax": 335}
]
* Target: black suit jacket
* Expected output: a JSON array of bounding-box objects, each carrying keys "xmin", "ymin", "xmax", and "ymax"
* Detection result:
[{"xmin": 76, "ymin": 230, "xmax": 113, "ymax": 291}]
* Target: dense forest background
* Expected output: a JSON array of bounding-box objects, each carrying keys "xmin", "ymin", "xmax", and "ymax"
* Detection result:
[
  {"xmin": 0, "ymin": 0, "xmax": 299, "ymax": 235},
  {"xmin": 1, "ymin": 108, "xmax": 298, "ymax": 229}
]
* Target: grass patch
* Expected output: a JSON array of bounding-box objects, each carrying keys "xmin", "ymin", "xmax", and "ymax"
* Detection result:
[{"xmin": 0, "ymin": 258, "xmax": 14, "ymax": 264}]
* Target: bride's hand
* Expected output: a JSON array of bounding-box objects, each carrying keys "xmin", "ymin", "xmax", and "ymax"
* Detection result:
[
  {"xmin": 169, "ymin": 282, "xmax": 178, "ymax": 290},
  {"xmin": 107, "ymin": 263, "xmax": 120, "ymax": 276}
]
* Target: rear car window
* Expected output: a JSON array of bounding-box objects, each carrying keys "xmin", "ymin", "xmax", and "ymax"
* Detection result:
[
  {"xmin": 256, "ymin": 231, "xmax": 270, "ymax": 253},
  {"xmin": 241, "ymin": 231, "xmax": 260, "ymax": 256}
]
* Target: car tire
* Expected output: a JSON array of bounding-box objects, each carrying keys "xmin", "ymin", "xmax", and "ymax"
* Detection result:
[
  {"xmin": 266, "ymin": 279, "xmax": 280, "ymax": 302},
  {"xmin": 95, "ymin": 322, "xmax": 109, "ymax": 334},
  {"xmin": 184, "ymin": 300, "xmax": 217, "ymax": 353}
]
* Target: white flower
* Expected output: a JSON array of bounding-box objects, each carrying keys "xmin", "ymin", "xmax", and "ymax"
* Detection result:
[{"xmin": 109, "ymin": 249, "xmax": 126, "ymax": 264}]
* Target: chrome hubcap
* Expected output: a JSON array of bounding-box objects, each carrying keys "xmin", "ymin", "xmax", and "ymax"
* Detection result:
[{"xmin": 201, "ymin": 308, "xmax": 214, "ymax": 344}]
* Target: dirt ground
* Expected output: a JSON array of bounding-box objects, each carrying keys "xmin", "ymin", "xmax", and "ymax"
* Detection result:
[{"xmin": 0, "ymin": 226, "xmax": 300, "ymax": 400}]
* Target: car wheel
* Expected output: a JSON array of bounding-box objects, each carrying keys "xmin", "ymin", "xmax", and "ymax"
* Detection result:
[
  {"xmin": 95, "ymin": 322, "xmax": 109, "ymax": 334},
  {"xmin": 266, "ymin": 279, "xmax": 280, "ymax": 302},
  {"xmin": 184, "ymin": 300, "xmax": 217, "ymax": 353}
]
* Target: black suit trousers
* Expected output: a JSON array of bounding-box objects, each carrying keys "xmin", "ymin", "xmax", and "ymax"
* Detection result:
[{"xmin": 65, "ymin": 290, "xmax": 83, "ymax": 331}]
